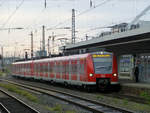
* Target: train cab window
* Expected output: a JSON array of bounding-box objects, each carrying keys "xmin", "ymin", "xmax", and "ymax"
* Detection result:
[{"xmin": 92, "ymin": 55, "xmax": 112, "ymax": 74}]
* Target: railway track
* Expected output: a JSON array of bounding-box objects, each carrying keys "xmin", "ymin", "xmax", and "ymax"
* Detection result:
[
  {"xmin": 1, "ymin": 79, "xmax": 134, "ymax": 113},
  {"xmin": 0, "ymin": 88, "xmax": 40, "ymax": 113},
  {"xmin": 6, "ymin": 77, "xmax": 148, "ymax": 105},
  {"xmin": 101, "ymin": 92, "xmax": 148, "ymax": 105},
  {"xmin": 0, "ymin": 103, "xmax": 10, "ymax": 113}
]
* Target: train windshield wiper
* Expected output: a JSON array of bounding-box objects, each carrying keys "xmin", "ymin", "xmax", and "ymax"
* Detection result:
[{"xmin": 96, "ymin": 66, "xmax": 107, "ymax": 69}]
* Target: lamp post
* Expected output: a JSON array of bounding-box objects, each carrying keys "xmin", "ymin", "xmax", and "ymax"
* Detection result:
[
  {"xmin": 1, "ymin": 46, "xmax": 4, "ymax": 72},
  {"xmin": 48, "ymin": 36, "xmax": 51, "ymax": 57}
]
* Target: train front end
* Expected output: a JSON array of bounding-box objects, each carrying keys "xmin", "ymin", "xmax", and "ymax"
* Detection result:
[{"xmin": 87, "ymin": 52, "xmax": 118, "ymax": 89}]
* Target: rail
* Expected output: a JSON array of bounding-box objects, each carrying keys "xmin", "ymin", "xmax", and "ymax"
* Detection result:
[
  {"xmin": 2, "ymin": 79, "xmax": 135, "ymax": 113},
  {"xmin": 0, "ymin": 88, "xmax": 40, "ymax": 113},
  {"xmin": 0, "ymin": 103, "xmax": 10, "ymax": 113}
]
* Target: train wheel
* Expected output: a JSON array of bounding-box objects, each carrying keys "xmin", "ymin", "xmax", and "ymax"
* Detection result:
[
  {"xmin": 82, "ymin": 85, "xmax": 92, "ymax": 92},
  {"xmin": 64, "ymin": 82, "xmax": 68, "ymax": 87}
]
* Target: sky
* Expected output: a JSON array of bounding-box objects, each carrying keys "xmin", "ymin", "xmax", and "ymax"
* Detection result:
[{"xmin": 0, "ymin": 0, "xmax": 150, "ymax": 57}]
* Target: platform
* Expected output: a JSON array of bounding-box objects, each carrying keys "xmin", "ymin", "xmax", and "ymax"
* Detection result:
[{"xmin": 119, "ymin": 78, "xmax": 150, "ymax": 97}]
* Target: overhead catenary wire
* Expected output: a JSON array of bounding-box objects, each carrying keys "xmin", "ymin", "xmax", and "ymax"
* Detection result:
[
  {"xmin": 0, "ymin": 0, "xmax": 6, "ymax": 7},
  {"xmin": 1, "ymin": 0, "xmax": 25, "ymax": 29},
  {"xmin": 25, "ymin": 8, "xmax": 46, "ymax": 30},
  {"xmin": 47, "ymin": 0, "xmax": 114, "ymax": 30}
]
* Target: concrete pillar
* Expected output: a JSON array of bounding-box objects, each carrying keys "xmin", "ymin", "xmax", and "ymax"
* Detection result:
[
  {"xmin": 130, "ymin": 55, "xmax": 135, "ymax": 80},
  {"xmin": 116, "ymin": 55, "xmax": 121, "ymax": 78}
]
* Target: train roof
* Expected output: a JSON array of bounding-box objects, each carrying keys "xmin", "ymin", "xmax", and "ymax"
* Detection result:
[
  {"xmin": 12, "ymin": 52, "xmax": 113, "ymax": 64},
  {"xmin": 13, "ymin": 53, "xmax": 90, "ymax": 64}
]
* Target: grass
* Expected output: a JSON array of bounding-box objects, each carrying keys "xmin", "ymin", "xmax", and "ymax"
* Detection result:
[
  {"xmin": 0, "ymin": 71, "xmax": 5, "ymax": 76},
  {"xmin": 45, "ymin": 104, "xmax": 62, "ymax": 113},
  {"xmin": 0, "ymin": 68, "xmax": 11, "ymax": 77},
  {"xmin": 0, "ymin": 83, "xmax": 38, "ymax": 103},
  {"xmin": 131, "ymin": 103, "xmax": 150, "ymax": 111},
  {"xmin": 113, "ymin": 98, "xmax": 119, "ymax": 104},
  {"xmin": 123, "ymin": 98, "xmax": 129, "ymax": 105},
  {"xmin": 65, "ymin": 110, "xmax": 76, "ymax": 113},
  {"xmin": 96, "ymin": 95, "xmax": 104, "ymax": 100},
  {"xmin": 45, "ymin": 104, "xmax": 76, "ymax": 113},
  {"xmin": 140, "ymin": 91, "xmax": 150, "ymax": 105}
]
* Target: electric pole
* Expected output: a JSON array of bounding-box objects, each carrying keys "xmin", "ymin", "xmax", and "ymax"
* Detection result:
[
  {"xmin": 48, "ymin": 36, "xmax": 51, "ymax": 57},
  {"xmin": 72, "ymin": 9, "xmax": 75, "ymax": 44},
  {"xmin": 86, "ymin": 34, "xmax": 88, "ymax": 40},
  {"xmin": 30, "ymin": 31, "xmax": 33, "ymax": 59},
  {"xmin": 52, "ymin": 32, "xmax": 55, "ymax": 54},
  {"xmin": 1, "ymin": 46, "xmax": 4, "ymax": 71},
  {"xmin": 42, "ymin": 25, "xmax": 45, "ymax": 56}
]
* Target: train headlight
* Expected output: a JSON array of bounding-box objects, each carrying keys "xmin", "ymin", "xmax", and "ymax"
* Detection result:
[
  {"xmin": 113, "ymin": 73, "xmax": 117, "ymax": 77},
  {"xmin": 89, "ymin": 73, "xmax": 93, "ymax": 77}
]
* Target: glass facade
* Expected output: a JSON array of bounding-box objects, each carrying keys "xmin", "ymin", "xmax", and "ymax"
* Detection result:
[
  {"xmin": 120, "ymin": 55, "xmax": 133, "ymax": 73},
  {"xmin": 139, "ymin": 54, "xmax": 150, "ymax": 83}
]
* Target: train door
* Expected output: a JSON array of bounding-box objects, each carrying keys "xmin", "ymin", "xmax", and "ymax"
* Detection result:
[
  {"xmin": 62, "ymin": 60, "xmax": 66, "ymax": 80},
  {"xmin": 71, "ymin": 60, "xmax": 77, "ymax": 81},
  {"xmin": 65, "ymin": 61, "xmax": 69, "ymax": 80},
  {"xmin": 60, "ymin": 61, "xmax": 63, "ymax": 79},
  {"xmin": 31, "ymin": 62, "xmax": 34, "ymax": 77},
  {"xmin": 56, "ymin": 61, "xmax": 60, "ymax": 79},
  {"xmin": 45, "ymin": 62, "xmax": 48, "ymax": 78},
  {"xmin": 50, "ymin": 61, "xmax": 54, "ymax": 79},
  {"xmin": 40, "ymin": 63, "xmax": 42, "ymax": 78},
  {"xmin": 140, "ymin": 54, "xmax": 150, "ymax": 83},
  {"xmin": 77, "ymin": 59, "xmax": 80, "ymax": 81},
  {"xmin": 34, "ymin": 63, "xmax": 38, "ymax": 77},
  {"xmin": 79, "ymin": 58, "xmax": 86, "ymax": 82},
  {"xmin": 48, "ymin": 62, "xmax": 50, "ymax": 79}
]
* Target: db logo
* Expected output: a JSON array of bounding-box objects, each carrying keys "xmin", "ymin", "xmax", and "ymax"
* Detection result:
[{"xmin": 101, "ymin": 74, "xmax": 105, "ymax": 77}]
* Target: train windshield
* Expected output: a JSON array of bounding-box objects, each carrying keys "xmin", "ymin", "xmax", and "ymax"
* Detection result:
[{"xmin": 92, "ymin": 55, "xmax": 112, "ymax": 74}]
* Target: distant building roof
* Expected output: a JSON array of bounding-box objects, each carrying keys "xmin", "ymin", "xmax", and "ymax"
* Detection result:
[{"xmin": 110, "ymin": 23, "xmax": 128, "ymax": 29}]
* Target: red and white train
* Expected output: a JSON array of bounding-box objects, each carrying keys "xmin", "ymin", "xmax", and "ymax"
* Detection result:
[{"xmin": 11, "ymin": 52, "xmax": 118, "ymax": 90}]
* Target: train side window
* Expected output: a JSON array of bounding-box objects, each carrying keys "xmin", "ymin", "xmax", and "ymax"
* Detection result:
[
  {"xmin": 24, "ymin": 64, "xmax": 26, "ymax": 74},
  {"xmin": 60, "ymin": 61, "xmax": 63, "ymax": 75},
  {"xmin": 34, "ymin": 63, "xmax": 36, "ymax": 73},
  {"xmin": 20, "ymin": 64, "xmax": 21, "ymax": 73},
  {"xmin": 58, "ymin": 62, "xmax": 61, "ymax": 75},
  {"xmin": 53, "ymin": 62, "xmax": 56, "ymax": 75},
  {"xmin": 37, "ymin": 63, "xmax": 41, "ymax": 73},
  {"xmin": 62, "ymin": 61, "xmax": 65, "ymax": 75},
  {"xmin": 50, "ymin": 62, "xmax": 52, "ymax": 73},
  {"xmin": 19, "ymin": 64, "xmax": 20, "ymax": 73},
  {"xmin": 26, "ymin": 64, "xmax": 28, "ymax": 74},
  {"xmin": 46, "ymin": 63, "xmax": 48, "ymax": 74},
  {"xmin": 71, "ymin": 60, "xmax": 77, "ymax": 74},
  {"xmin": 58, "ymin": 62, "xmax": 60, "ymax": 75},
  {"xmin": 48, "ymin": 62, "xmax": 50, "ymax": 73},
  {"xmin": 40, "ymin": 63, "xmax": 42, "ymax": 72},
  {"xmin": 80, "ymin": 62, "xmax": 85, "ymax": 75},
  {"xmin": 35, "ymin": 63, "xmax": 36, "ymax": 73},
  {"xmin": 27, "ymin": 64, "xmax": 29, "ymax": 74},
  {"xmin": 43, "ymin": 63, "xmax": 44, "ymax": 73},
  {"xmin": 65, "ymin": 63, "xmax": 68, "ymax": 74},
  {"xmin": 69, "ymin": 60, "xmax": 71, "ymax": 74},
  {"xmin": 57, "ymin": 62, "xmax": 59, "ymax": 74},
  {"xmin": 36, "ymin": 63, "xmax": 38, "ymax": 73},
  {"xmin": 28, "ymin": 63, "xmax": 30, "ymax": 74}
]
